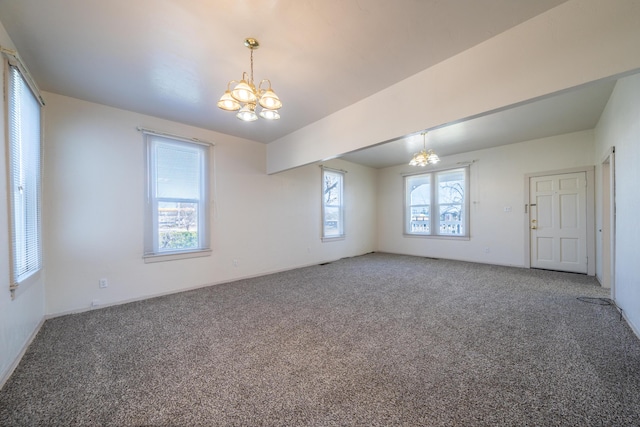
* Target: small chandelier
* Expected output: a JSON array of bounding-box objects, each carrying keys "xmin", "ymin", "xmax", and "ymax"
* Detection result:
[
  {"xmin": 217, "ymin": 38, "xmax": 282, "ymax": 122},
  {"xmin": 409, "ymin": 132, "xmax": 440, "ymax": 166}
]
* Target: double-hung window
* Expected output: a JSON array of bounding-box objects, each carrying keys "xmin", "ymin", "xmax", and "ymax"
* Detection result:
[
  {"xmin": 322, "ymin": 167, "xmax": 345, "ymax": 240},
  {"xmin": 144, "ymin": 132, "xmax": 210, "ymax": 260},
  {"xmin": 405, "ymin": 167, "xmax": 469, "ymax": 237},
  {"xmin": 6, "ymin": 63, "xmax": 43, "ymax": 294}
]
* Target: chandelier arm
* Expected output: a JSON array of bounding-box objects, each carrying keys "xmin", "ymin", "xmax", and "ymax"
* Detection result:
[{"xmin": 258, "ymin": 79, "xmax": 272, "ymax": 96}]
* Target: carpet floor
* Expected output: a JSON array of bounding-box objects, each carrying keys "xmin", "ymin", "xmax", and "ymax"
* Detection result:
[{"xmin": 1, "ymin": 252, "xmax": 639, "ymax": 426}]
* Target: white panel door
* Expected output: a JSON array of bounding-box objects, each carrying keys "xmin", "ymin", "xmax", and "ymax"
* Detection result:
[{"xmin": 530, "ymin": 172, "xmax": 587, "ymax": 273}]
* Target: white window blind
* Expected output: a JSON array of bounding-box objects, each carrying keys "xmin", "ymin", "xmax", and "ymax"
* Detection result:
[
  {"xmin": 7, "ymin": 64, "xmax": 43, "ymax": 288},
  {"xmin": 144, "ymin": 132, "xmax": 210, "ymax": 258}
]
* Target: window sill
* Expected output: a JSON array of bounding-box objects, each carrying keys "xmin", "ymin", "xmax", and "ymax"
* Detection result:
[
  {"xmin": 322, "ymin": 235, "xmax": 345, "ymax": 242},
  {"xmin": 143, "ymin": 249, "xmax": 212, "ymax": 263},
  {"xmin": 10, "ymin": 269, "xmax": 43, "ymax": 300},
  {"xmin": 403, "ymin": 233, "xmax": 470, "ymax": 241}
]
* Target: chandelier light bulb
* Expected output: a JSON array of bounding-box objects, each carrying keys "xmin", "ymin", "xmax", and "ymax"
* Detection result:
[
  {"xmin": 259, "ymin": 108, "xmax": 280, "ymax": 120},
  {"xmin": 236, "ymin": 104, "xmax": 258, "ymax": 122},
  {"xmin": 231, "ymin": 79, "xmax": 256, "ymax": 104},
  {"xmin": 217, "ymin": 90, "xmax": 241, "ymax": 111},
  {"xmin": 259, "ymin": 88, "xmax": 282, "ymax": 110},
  {"xmin": 427, "ymin": 150, "xmax": 440, "ymax": 164}
]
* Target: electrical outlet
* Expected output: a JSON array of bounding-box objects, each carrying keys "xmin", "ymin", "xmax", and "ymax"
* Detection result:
[
  {"xmin": 99, "ymin": 278, "xmax": 108, "ymax": 288},
  {"xmin": 232, "ymin": 259, "xmax": 239, "ymax": 267},
  {"xmin": 91, "ymin": 299, "xmax": 100, "ymax": 307},
  {"xmin": 483, "ymin": 247, "xmax": 490, "ymax": 253}
]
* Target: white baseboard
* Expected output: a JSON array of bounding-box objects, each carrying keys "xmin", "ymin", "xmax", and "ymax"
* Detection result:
[
  {"xmin": 0, "ymin": 316, "xmax": 45, "ymax": 390},
  {"xmin": 45, "ymin": 255, "xmax": 359, "ymax": 319}
]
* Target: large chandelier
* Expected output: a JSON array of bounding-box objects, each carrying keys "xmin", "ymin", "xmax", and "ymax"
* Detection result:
[
  {"xmin": 217, "ymin": 38, "xmax": 282, "ymax": 122},
  {"xmin": 409, "ymin": 132, "xmax": 440, "ymax": 166}
]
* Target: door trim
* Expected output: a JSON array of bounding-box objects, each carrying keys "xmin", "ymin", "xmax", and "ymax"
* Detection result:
[
  {"xmin": 600, "ymin": 147, "xmax": 616, "ymax": 296},
  {"xmin": 523, "ymin": 166, "xmax": 595, "ymax": 275}
]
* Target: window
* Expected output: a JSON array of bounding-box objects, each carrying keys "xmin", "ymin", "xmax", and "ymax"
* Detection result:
[
  {"xmin": 322, "ymin": 167, "xmax": 344, "ymax": 240},
  {"xmin": 405, "ymin": 167, "xmax": 469, "ymax": 237},
  {"xmin": 144, "ymin": 132, "xmax": 210, "ymax": 260},
  {"xmin": 7, "ymin": 64, "xmax": 43, "ymax": 291}
]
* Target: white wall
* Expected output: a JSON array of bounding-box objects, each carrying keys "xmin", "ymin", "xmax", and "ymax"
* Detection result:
[
  {"xmin": 42, "ymin": 93, "xmax": 377, "ymax": 316},
  {"xmin": 267, "ymin": 0, "xmax": 640, "ymax": 174},
  {"xmin": 376, "ymin": 130, "xmax": 595, "ymax": 267},
  {"xmin": 0, "ymin": 23, "xmax": 46, "ymax": 387},
  {"xmin": 594, "ymin": 73, "xmax": 640, "ymax": 335}
]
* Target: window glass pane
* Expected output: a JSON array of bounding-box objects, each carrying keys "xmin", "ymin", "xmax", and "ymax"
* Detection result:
[
  {"xmin": 407, "ymin": 175, "xmax": 431, "ymax": 235},
  {"xmin": 158, "ymin": 201, "xmax": 199, "ymax": 251},
  {"xmin": 322, "ymin": 169, "xmax": 344, "ymax": 239},
  {"xmin": 439, "ymin": 205, "xmax": 464, "ymax": 235},
  {"xmin": 410, "ymin": 206, "xmax": 430, "ymax": 233},
  {"xmin": 156, "ymin": 143, "xmax": 201, "ymax": 199},
  {"xmin": 408, "ymin": 177, "xmax": 430, "ymax": 205},
  {"xmin": 324, "ymin": 172, "xmax": 342, "ymax": 206},
  {"xmin": 437, "ymin": 169, "xmax": 465, "ymax": 236},
  {"xmin": 437, "ymin": 169, "xmax": 464, "ymax": 204},
  {"xmin": 324, "ymin": 206, "xmax": 341, "ymax": 237}
]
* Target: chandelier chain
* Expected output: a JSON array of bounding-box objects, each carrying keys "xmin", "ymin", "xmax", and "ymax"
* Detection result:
[{"xmin": 250, "ymin": 48, "xmax": 254, "ymax": 85}]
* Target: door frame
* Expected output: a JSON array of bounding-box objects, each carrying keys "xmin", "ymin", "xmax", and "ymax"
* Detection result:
[
  {"xmin": 600, "ymin": 147, "xmax": 616, "ymax": 297},
  {"xmin": 523, "ymin": 166, "xmax": 595, "ymax": 275}
]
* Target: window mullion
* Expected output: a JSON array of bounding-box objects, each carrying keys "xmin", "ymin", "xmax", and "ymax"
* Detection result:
[{"xmin": 431, "ymin": 173, "xmax": 437, "ymax": 235}]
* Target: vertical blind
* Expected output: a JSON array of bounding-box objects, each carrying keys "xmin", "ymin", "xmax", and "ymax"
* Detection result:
[{"xmin": 8, "ymin": 64, "xmax": 42, "ymax": 285}]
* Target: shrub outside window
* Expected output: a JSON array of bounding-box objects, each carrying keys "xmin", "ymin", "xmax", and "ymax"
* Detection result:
[{"xmin": 405, "ymin": 167, "xmax": 469, "ymax": 237}]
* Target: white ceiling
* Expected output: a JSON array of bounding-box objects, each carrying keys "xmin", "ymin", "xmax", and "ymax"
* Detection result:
[{"xmin": 0, "ymin": 0, "xmax": 569, "ymax": 145}]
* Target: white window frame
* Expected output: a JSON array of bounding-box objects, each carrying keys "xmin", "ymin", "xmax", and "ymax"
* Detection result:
[
  {"xmin": 143, "ymin": 130, "xmax": 212, "ymax": 262},
  {"xmin": 404, "ymin": 166, "xmax": 470, "ymax": 239},
  {"xmin": 321, "ymin": 166, "xmax": 345, "ymax": 241},
  {"xmin": 5, "ymin": 59, "xmax": 44, "ymax": 298}
]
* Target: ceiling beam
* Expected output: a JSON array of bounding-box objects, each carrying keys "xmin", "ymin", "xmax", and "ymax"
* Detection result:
[{"xmin": 267, "ymin": 0, "xmax": 640, "ymax": 174}]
